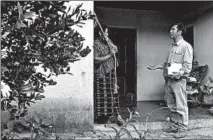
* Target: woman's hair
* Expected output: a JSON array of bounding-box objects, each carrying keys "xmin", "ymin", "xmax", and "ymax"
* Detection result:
[{"xmin": 94, "ymin": 22, "xmax": 108, "ymax": 40}]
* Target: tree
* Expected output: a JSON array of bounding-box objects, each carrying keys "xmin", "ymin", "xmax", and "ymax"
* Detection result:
[{"xmin": 1, "ymin": 1, "xmax": 93, "ymax": 121}]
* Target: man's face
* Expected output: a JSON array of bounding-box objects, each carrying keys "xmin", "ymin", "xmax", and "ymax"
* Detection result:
[{"xmin": 170, "ymin": 25, "xmax": 181, "ymax": 39}]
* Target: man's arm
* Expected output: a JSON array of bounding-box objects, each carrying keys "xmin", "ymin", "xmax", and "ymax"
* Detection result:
[
  {"xmin": 180, "ymin": 45, "xmax": 193, "ymax": 77},
  {"xmin": 172, "ymin": 45, "xmax": 193, "ymax": 79},
  {"xmin": 147, "ymin": 51, "xmax": 169, "ymax": 71},
  {"xmin": 147, "ymin": 64, "xmax": 164, "ymax": 70}
]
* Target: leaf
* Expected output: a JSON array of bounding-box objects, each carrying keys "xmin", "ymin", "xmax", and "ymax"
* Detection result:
[
  {"xmin": 16, "ymin": 21, "xmax": 27, "ymax": 29},
  {"xmin": 1, "ymin": 65, "xmax": 9, "ymax": 74},
  {"xmin": 76, "ymin": 3, "xmax": 83, "ymax": 12},
  {"xmin": 76, "ymin": 25, "xmax": 83, "ymax": 28},
  {"xmin": 31, "ymin": 52, "xmax": 41, "ymax": 56},
  {"xmin": 49, "ymin": 80, "xmax": 57, "ymax": 85},
  {"xmin": 36, "ymin": 88, "xmax": 44, "ymax": 93},
  {"xmin": 2, "ymin": 129, "xmax": 10, "ymax": 137},
  {"xmin": 24, "ymin": 11, "xmax": 38, "ymax": 19},
  {"xmin": 33, "ymin": 115, "xmax": 42, "ymax": 124},
  {"xmin": 61, "ymin": 6, "xmax": 67, "ymax": 12},
  {"xmin": 21, "ymin": 82, "xmax": 33, "ymax": 91},
  {"xmin": 47, "ymin": 73, "xmax": 52, "ymax": 78},
  {"xmin": 34, "ymin": 94, "xmax": 45, "ymax": 100},
  {"xmin": 76, "ymin": 10, "xmax": 80, "ymax": 19},
  {"xmin": 67, "ymin": 6, "xmax": 72, "ymax": 13},
  {"xmin": 49, "ymin": 13, "xmax": 57, "ymax": 18},
  {"xmin": 82, "ymin": 16, "xmax": 87, "ymax": 20},
  {"xmin": 22, "ymin": 90, "xmax": 35, "ymax": 95},
  {"xmin": 20, "ymin": 111, "xmax": 28, "ymax": 117},
  {"xmin": 67, "ymin": 73, "xmax": 73, "ymax": 76},
  {"xmin": 10, "ymin": 108, "xmax": 18, "ymax": 114},
  {"xmin": 66, "ymin": 67, "xmax": 70, "ymax": 71},
  {"xmin": 19, "ymin": 118, "xmax": 30, "ymax": 127},
  {"xmin": 89, "ymin": 14, "xmax": 95, "ymax": 19},
  {"xmin": 29, "ymin": 100, "xmax": 36, "ymax": 104},
  {"xmin": 2, "ymin": 32, "xmax": 10, "ymax": 39},
  {"xmin": 26, "ymin": 102, "xmax": 30, "ymax": 106},
  {"xmin": 79, "ymin": 21, "xmax": 86, "ymax": 25},
  {"xmin": 17, "ymin": 2, "xmax": 24, "ymax": 20},
  {"xmin": 52, "ymin": 65, "xmax": 60, "ymax": 76},
  {"xmin": 29, "ymin": 93, "xmax": 35, "ymax": 98}
]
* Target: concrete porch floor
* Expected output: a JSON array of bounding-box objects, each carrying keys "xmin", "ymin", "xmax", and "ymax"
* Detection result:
[
  {"xmin": 95, "ymin": 101, "xmax": 213, "ymax": 131},
  {"xmin": 124, "ymin": 101, "xmax": 213, "ymax": 122}
]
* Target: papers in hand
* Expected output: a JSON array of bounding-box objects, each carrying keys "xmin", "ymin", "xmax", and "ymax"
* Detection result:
[{"xmin": 167, "ymin": 63, "xmax": 182, "ymax": 76}]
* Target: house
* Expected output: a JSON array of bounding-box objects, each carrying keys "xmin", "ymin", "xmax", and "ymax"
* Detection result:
[
  {"xmin": 95, "ymin": 1, "xmax": 213, "ymax": 102},
  {"xmin": 27, "ymin": 1, "xmax": 213, "ymax": 133}
]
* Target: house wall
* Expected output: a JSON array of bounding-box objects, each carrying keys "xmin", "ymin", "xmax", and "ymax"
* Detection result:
[
  {"xmin": 194, "ymin": 9, "xmax": 213, "ymax": 83},
  {"xmin": 27, "ymin": 2, "xmax": 94, "ymax": 133},
  {"xmin": 96, "ymin": 7, "xmax": 173, "ymax": 101}
]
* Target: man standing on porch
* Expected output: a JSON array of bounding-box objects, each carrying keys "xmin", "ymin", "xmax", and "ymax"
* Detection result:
[{"xmin": 147, "ymin": 22, "xmax": 193, "ymax": 138}]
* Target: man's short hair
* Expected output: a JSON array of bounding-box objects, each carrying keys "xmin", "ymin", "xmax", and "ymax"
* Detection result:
[{"xmin": 174, "ymin": 22, "xmax": 186, "ymax": 34}]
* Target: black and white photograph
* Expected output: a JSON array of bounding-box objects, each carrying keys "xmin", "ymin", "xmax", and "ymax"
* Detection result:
[{"xmin": 1, "ymin": 1, "xmax": 213, "ymax": 139}]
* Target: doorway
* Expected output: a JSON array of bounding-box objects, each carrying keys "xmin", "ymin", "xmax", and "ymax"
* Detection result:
[
  {"xmin": 183, "ymin": 26, "xmax": 194, "ymax": 48},
  {"xmin": 109, "ymin": 27, "xmax": 137, "ymax": 107}
]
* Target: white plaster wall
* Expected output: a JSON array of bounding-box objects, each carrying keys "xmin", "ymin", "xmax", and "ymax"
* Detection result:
[
  {"xmin": 96, "ymin": 7, "xmax": 173, "ymax": 101},
  {"xmin": 194, "ymin": 10, "xmax": 213, "ymax": 83},
  {"xmin": 28, "ymin": 1, "xmax": 94, "ymax": 132}
]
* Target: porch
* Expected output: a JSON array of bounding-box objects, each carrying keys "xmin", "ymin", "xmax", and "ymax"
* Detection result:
[{"xmin": 94, "ymin": 101, "xmax": 213, "ymax": 131}]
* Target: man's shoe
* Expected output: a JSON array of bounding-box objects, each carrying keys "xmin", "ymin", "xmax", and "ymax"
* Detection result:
[
  {"xmin": 163, "ymin": 127, "xmax": 178, "ymax": 133},
  {"xmin": 173, "ymin": 131, "xmax": 186, "ymax": 138},
  {"xmin": 132, "ymin": 110, "xmax": 140, "ymax": 118}
]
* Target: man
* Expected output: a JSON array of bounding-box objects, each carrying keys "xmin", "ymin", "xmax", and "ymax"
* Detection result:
[
  {"xmin": 94, "ymin": 23, "xmax": 125, "ymax": 126},
  {"xmin": 148, "ymin": 23, "xmax": 193, "ymax": 138}
]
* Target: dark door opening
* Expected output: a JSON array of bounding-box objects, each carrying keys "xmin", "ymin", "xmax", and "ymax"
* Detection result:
[
  {"xmin": 183, "ymin": 26, "xmax": 195, "ymax": 61},
  {"xmin": 109, "ymin": 27, "xmax": 137, "ymax": 107},
  {"xmin": 94, "ymin": 27, "xmax": 137, "ymax": 124},
  {"xmin": 183, "ymin": 26, "xmax": 194, "ymax": 48}
]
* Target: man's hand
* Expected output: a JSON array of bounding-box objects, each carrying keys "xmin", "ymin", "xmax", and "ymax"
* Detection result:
[
  {"xmin": 147, "ymin": 64, "xmax": 163, "ymax": 70},
  {"xmin": 172, "ymin": 72, "xmax": 181, "ymax": 79},
  {"xmin": 147, "ymin": 65, "xmax": 157, "ymax": 70}
]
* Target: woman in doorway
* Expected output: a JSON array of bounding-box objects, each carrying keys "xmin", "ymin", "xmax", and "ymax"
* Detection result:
[{"xmin": 94, "ymin": 23, "xmax": 125, "ymax": 126}]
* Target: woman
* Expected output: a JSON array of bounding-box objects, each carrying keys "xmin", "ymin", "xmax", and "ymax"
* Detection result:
[{"xmin": 94, "ymin": 23, "xmax": 125, "ymax": 126}]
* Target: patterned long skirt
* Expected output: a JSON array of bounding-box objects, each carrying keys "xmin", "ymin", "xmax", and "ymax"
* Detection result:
[{"xmin": 94, "ymin": 71, "xmax": 120, "ymax": 123}]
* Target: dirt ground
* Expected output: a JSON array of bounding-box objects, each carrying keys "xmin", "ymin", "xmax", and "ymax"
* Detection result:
[
  {"xmin": 54, "ymin": 127, "xmax": 213, "ymax": 140},
  {"xmin": 10, "ymin": 125, "xmax": 213, "ymax": 139},
  {"xmin": 145, "ymin": 127, "xmax": 213, "ymax": 139}
]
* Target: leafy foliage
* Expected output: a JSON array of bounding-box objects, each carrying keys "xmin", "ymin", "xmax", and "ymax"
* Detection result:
[{"xmin": 1, "ymin": 1, "xmax": 93, "ymax": 138}]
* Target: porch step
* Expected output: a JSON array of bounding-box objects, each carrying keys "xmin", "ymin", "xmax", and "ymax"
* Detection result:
[{"xmin": 94, "ymin": 118, "xmax": 213, "ymax": 132}]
